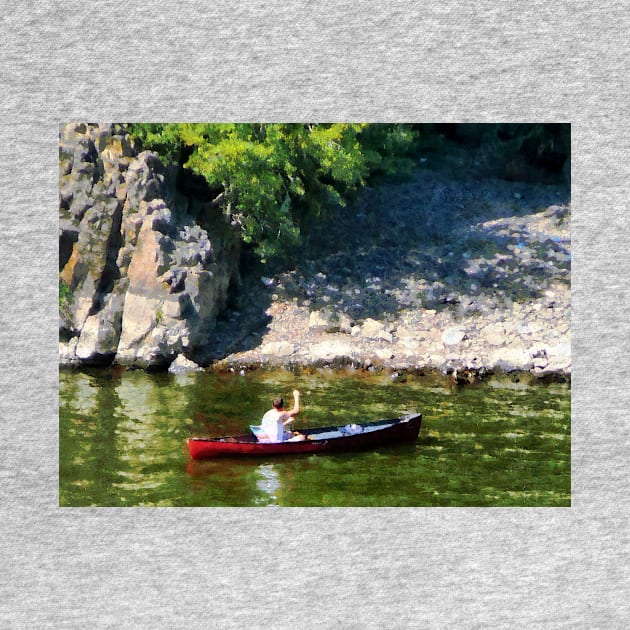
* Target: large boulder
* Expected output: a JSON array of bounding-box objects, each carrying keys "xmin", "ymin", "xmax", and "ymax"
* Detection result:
[
  {"xmin": 59, "ymin": 123, "xmax": 241, "ymax": 368},
  {"xmin": 74, "ymin": 291, "xmax": 124, "ymax": 364},
  {"xmin": 168, "ymin": 354, "xmax": 204, "ymax": 374},
  {"xmin": 441, "ymin": 328, "xmax": 466, "ymax": 346},
  {"xmin": 359, "ymin": 318, "xmax": 393, "ymax": 343},
  {"xmin": 489, "ymin": 344, "xmax": 533, "ymax": 372},
  {"xmin": 308, "ymin": 341, "xmax": 356, "ymax": 366}
]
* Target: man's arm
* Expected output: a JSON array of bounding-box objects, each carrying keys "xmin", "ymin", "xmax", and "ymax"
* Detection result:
[{"xmin": 282, "ymin": 390, "xmax": 301, "ymax": 425}]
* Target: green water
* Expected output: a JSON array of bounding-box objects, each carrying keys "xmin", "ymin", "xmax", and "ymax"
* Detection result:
[{"xmin": 59, "ymin": 368, "xmax": 570, "ymax": 507}]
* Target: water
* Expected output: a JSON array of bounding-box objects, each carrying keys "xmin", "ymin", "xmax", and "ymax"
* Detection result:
[{"xmin": 59, "ymin": 368, "xmax": 570, "ymax": 507}]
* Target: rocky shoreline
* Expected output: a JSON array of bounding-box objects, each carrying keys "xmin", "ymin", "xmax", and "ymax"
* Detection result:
[
  {"xmin": 59, "ymin": 124, "xmax": 570, "ymax": 380},
  {"xmin": 206, "ymin": 201, "xmax": 570, "ymax": 380}
]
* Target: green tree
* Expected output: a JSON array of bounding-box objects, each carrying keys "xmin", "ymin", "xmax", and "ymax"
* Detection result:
[{"xmin": 129, "ymin": 123, "xmax": 417, "ymax": 260}]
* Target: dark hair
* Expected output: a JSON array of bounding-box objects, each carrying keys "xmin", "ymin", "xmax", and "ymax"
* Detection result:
[{"xmin": 272, "ymin": 397, "xmax": 284, "ymax": 409}]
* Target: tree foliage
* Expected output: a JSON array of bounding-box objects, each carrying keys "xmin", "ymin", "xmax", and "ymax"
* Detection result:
[{"xmin": 129, "ymin": 123, "xmax": 417, "ymax": 260}]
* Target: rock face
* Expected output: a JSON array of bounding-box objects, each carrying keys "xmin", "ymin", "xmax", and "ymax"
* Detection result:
[{"xmin": 59, "ymin": 123, "xmax": 240, "ymax": 368}]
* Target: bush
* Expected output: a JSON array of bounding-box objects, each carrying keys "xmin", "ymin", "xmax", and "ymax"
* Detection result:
[
  {"xmin": 59, "ymin": 278, "xmax": 72, "ymax": 307},
  {"xmin": 129, "ymin": 123, "xmax": 418, "ymax": 260}
]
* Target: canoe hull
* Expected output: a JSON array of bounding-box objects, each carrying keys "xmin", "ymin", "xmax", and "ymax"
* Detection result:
[{"xmin": 187, "ymin": 413, "xmax": 422, "ymax": 459}]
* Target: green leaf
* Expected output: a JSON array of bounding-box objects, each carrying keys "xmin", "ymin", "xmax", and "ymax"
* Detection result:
[{"xmin": 127, "ymin": 123, "xmax": 418, "ymax": 260}]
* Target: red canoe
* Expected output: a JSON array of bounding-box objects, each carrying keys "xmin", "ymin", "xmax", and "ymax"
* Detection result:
[{"xmin": 187, "ymin": 413, "xmax": 422, "ymax": 459}]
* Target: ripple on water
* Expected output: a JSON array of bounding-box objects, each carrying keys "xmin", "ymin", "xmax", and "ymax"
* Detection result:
[{"xmin": 59, "ymin": 369, "xmax": 571, "ymax": 507}]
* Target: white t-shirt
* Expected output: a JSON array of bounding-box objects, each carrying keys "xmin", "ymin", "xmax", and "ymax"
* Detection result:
[{"xmin": 260, "ymin": 409, "xmax": 288, "ymax": 443}]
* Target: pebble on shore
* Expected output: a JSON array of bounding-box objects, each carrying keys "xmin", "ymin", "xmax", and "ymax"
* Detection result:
[{"xmin": 214, "ymin": 198, "xmax": 570, "ymax": 379}]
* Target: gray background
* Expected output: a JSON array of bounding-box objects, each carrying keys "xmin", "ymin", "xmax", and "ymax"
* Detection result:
[{"xmin": 1, "ymin": 1, "xmax": 628, "ymax": 627}]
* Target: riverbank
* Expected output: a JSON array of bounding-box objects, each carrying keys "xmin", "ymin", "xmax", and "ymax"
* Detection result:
[
  {"xmin": 205, "ymin": 168, "xmax": 570, "ymax": 379},
  {"xmin": 59, "ymin": 125, "xmax": 570, "ymax": 377}
]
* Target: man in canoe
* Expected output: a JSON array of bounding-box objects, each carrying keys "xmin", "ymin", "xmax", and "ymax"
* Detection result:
[{"xmin": 260, "ymin": 389, "xmax": 306, "ymax": 442}]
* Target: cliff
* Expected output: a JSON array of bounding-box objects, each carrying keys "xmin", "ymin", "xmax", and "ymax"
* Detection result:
[{"xmin": 59, "ymin": 123, "xmax": 241, "ymax": 368}]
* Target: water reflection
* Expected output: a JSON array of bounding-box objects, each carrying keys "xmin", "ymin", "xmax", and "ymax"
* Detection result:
[
  {"xmin": 60, "ymin": 368, "xmax": 571, "ymax": 507},
  {"xmin": 59, "ymin": 370, "xmax": 124, "ymax": 505},
  {"xmin": 185, "ymin": 458, "xmax": 265, "ymax": 507},
  {"xmin": 255, "ymin": 464, "xmax": 281, "ymax": 506}
]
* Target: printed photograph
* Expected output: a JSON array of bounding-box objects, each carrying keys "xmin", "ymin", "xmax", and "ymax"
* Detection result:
[{"xmin": 59, "ymin": 123, "xmax": 570, "ymax": 507}]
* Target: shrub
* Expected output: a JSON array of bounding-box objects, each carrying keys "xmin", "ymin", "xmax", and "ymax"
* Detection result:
[{"xmin": 128, "ymin": 123, "xmax": 418, "ymax": 261}]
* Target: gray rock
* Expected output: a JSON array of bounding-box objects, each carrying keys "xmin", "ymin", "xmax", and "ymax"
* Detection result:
[
  {"xmin": 75, "ymin": 313, "xmax": 118, "ymax": 363},
  {"xmin": 59, "ymin": 124, "xmax": 571, "ymax": 375},
  {"xmin": 260, "ymin": 341, "xmax": 297, "ymax": 358},
  {"xmin": 125, "ymin": 152, "xmax": 165, "ymax": 209},
  {"xmin": 308, "ymin": 340, "xmax": 355, "ymax": 366},
  {"xmin": 59, "ymin": 339, "xmax": 79, "ymax": 365},
  {"xmin": 441, "ymin": 328, "xmax": 466, "ymax": 345},
  {"xmin": 374, "ymin": 348, "xmax": 394, "ymax": 362},
  {"xmin": 59, "ymin": 123, "xmax": 241, "ymax": 369},
  {"xmin": 544, "ymin": 342, "xmax": 571, "ymax": 372},
  {"xmin": 308, "ymin": 309, "xmax": 354, "ymax": 334},
  {"xmin": 308, "ymin": 310, "xmax": 330, "ymax": 331},
  {"xmin": 168, "ymin": 354, "xmax": 204, "ymax": 373},
  {"xmin": 361, "ymin": 318, "xmax": 393, "ymax": 343},
  {"xmin": 489, "ymin": 346, "xmax": 533, "ymax": 372}
]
